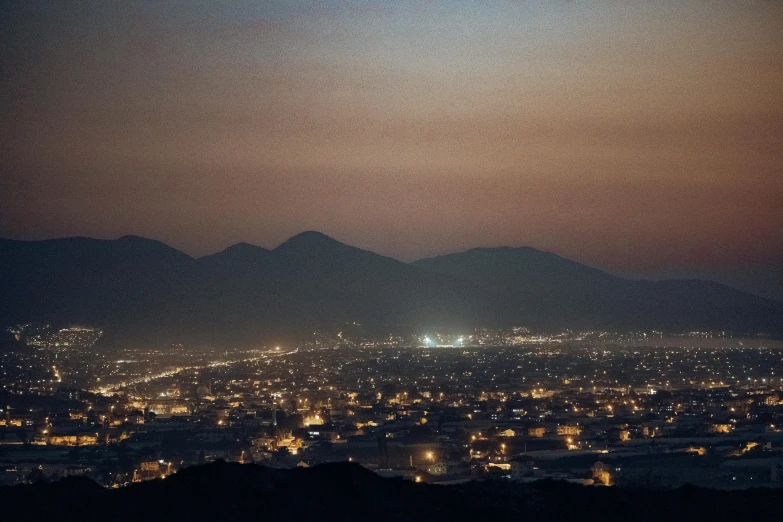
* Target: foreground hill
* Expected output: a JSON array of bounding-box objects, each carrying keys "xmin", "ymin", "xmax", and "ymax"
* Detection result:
[
  {"xmin": 1, "ymin": 232, "xmax": 781, "ymax": 343},
  {"xmin": 0, "ymin": 461, "xmax": 780, "ymax": 522}
]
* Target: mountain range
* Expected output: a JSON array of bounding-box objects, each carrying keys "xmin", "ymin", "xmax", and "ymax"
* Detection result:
[{"xmin": 1, "ymin": 231, "xmax": 781, "ymax": 344}]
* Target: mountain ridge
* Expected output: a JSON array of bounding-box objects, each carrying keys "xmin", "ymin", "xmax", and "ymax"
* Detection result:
[{"xmin": 1, "ymin": 233, "xmax": 781, "ymax": 343}]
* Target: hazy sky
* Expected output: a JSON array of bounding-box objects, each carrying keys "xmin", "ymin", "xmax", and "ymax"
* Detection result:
[{"xmin": 1, "ymin": 1, "xmax": 782, "ymax": 297}]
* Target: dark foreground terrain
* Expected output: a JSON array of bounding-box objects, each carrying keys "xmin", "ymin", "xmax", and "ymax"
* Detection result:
[{"xmin": 1, "ymin": 461, "xmax": 780, "ymax": 522}]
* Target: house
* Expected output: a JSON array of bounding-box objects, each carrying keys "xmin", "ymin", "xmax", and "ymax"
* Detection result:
[
  {"xmin": 47, "ymin": 434, "xmax": 98, "ymax": 446},
  {"xmin": 708, "ymin": 423, "xmax": 732, "ymax": 434},
  {"xmin": 133, "ymin": 461, "xmax": 174, "ymax": 482},
  {"xmin": 557, "ymin": 424, "xmax": 581, "ymax": 436},
  {"xmin": 425, "ymin": 461, "xmax": 448, "ymax": 476},
  {"xmin": 254, "ymin": 435, "xmax": 277, "ymax": 449}
]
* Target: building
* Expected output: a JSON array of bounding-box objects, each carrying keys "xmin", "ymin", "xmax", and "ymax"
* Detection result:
[
  {"xmin": 557, "ymin": 425, "xmax": 581, "ymax": 436},
  {"xmin": 133, "ymin": 461, "xmax": 174, "ymax": 482},
  {"xmin": 708, "ymin": 423, "xmax": 732, "ymax": 434},
  {"xmin": 47, "ymin": 434, "xmax": 98, "ymax": 446},
  {"xmin": 425, "ymin": 461, "xmax": 448, "ymax": 476}
]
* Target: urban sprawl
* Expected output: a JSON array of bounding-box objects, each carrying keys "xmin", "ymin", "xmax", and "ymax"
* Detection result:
[{"xmin": 2, "ymin": 325, "xmax": 782, "ymax": 489}]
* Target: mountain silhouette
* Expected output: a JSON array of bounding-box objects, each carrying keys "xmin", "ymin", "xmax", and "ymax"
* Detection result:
[{"xmin": 1, "ymin": 233, "xmax": 781, "ymax": 344}]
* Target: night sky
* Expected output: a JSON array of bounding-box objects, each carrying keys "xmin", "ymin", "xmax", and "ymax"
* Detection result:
[{"xmin": 1, "ymin": 1, "xmax": 782, "ymax": 299}]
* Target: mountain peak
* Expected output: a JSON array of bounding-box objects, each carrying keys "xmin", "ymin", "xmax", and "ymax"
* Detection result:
[
  {"xmin": 286, "ymin": 230, "xmax": 339, "ymax": 242},
  {"xmin": 276, "ymin": 231, "xmax": 346, "ymax": 250},
  {"xmin": 219, "ymin": 242, "xmax": 270, "ymax": 254},
  {"xmin": 117, "ymin": 234, "xmax": 169, "ymax": 245},
  {"xmin": 197, "ymin": 242, "xmax": 272, "ymax": 267},
  {"xmin": 273, "ymin": 231, "xmax": 405, "ymax": 268},
  {"xmin": 116, "ymin": 234, "xmax": 171, "ymax": 248}
]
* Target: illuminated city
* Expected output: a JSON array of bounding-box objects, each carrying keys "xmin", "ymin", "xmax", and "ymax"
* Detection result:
[
  {"xmin": 2, "ymin": 325, "xmax": 782, "ymax": 492},
  {"xmin": 2, "ymin": 0, "xmax": 783, "ymax": 520}
]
